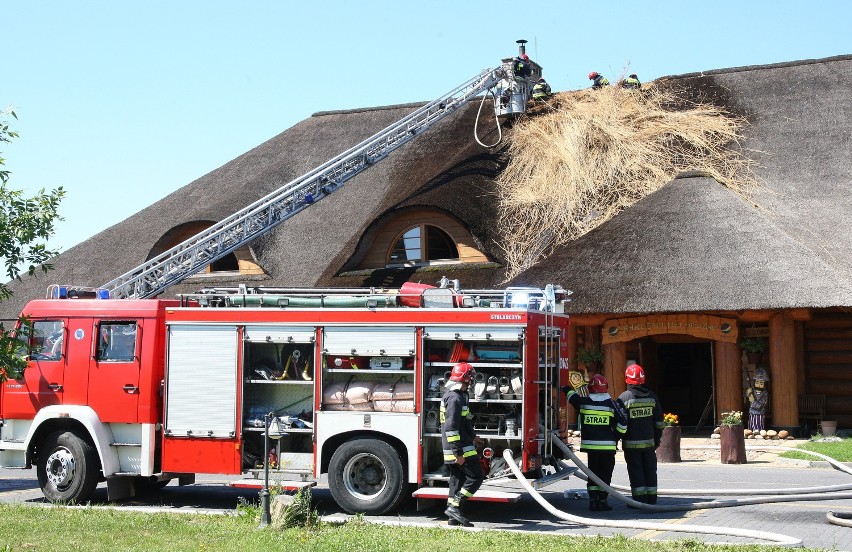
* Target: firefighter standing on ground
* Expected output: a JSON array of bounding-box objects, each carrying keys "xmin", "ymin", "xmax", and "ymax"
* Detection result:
[
  {"xmin": 562, "ymin": 374, "xmax": 627, "ymax": 511},
  {"xmin": 617, "ymin": 364, "xmax": 665, "ymax": 504},
  {"xmin": 441, "ymin": 362, "xmax": 484, "ymax": 527}
]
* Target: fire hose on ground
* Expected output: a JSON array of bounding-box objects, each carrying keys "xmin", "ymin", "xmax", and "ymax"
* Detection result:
[
  {"xmin": 501, "ymin": 433, "xmax": 852, "ymax": 546},
  {"xmin": 503, "ymin": 446, "xmax": 802, "ymax": 547}
]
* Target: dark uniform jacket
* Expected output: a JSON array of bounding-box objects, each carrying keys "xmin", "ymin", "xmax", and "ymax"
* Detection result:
[
  {"xmin": 565, "ymin": 389, "xmax": 627, "ymax": 452},
  {"xmin": 532, "ymin": 81, "xmax": 552, "ymax": 99},
  {"xmin": 621, "ymin": 77, "xmax": 641, "ymax": 89},
  {"xmin": 591, "ymin": 75, "xmax": 610, "ymax": 89},
  {"xmin": 617, "ymin": 385, "xmax": 665, "ymax": 449},
  {"xmin": 441, "ymin": 388, "xmax": 477, "ymax": 463}
]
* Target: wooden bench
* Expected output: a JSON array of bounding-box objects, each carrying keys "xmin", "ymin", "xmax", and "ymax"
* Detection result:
[{"xmin": 798, "ymin": 394, "xmax": 826, "ymax": 433}]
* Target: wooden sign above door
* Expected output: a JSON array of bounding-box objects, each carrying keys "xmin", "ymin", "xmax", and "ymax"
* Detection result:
[{"xmin": 602, "ymin": 314, "xmax": 739, "ymax": 344}]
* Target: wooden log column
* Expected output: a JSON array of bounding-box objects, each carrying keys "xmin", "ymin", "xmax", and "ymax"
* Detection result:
[
  {"xmin": 565, "ymin": 325, "xmax": 579, "ymax": 427},
  {"xmin": 769, "ymin": 312, "xmax": 798, "ymax": 429},
  {"xmin": 714, "ymin": 340, "xmax": 743, "ymax": 420},
  {"xmin": 603, "ymin": 341, "xmax": 627, "ymax": 399}
]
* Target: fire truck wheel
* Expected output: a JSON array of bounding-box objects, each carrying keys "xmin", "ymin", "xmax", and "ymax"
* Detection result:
[
  {"xmin": 328, "ymin": 438, "xmax": 407, "ymax": 515},
  {"xmin": 36, "ymin": 430, "xmax": 100, "ymax": 504}
]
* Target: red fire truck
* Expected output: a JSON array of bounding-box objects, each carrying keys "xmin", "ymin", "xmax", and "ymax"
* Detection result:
[{"xmin": 0, "ymin": 281, "xmax": 572, "ymax": 513}]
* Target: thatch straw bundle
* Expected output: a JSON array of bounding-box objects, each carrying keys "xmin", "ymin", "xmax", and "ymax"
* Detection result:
[{"xmin": 496, "ymin": 83, "xmax": 757, "ymax": 279}]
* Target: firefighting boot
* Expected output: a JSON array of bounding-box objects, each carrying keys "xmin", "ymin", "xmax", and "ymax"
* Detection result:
[
  {"xmin": 598, "ymin": 491, "xmax": 613, "ymax": 511},
  {"xmin": 646, "ymin": 494, "xmax": 657, "ymax": 505},
  {"xmin": 444, "ymin": 505, "xmax": 473, "ymax": 527},
  {"xmin": 628, "ymin": 492, "xmax": 642, "ymax": 508},
  {"xmin": 588, "ymin": 492, "xmax": 599, "ymax": 511}
]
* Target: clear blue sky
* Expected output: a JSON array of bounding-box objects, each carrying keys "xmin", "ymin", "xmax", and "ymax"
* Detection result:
[{"xmin": 5, "ymin": 1, "xmax": 852, "ymax": 251}]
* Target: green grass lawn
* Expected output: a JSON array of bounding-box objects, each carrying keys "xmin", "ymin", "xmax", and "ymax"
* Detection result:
[
  {"xmin": 0, "ymin": 503, "xmax": 807, "ymax": 552},
  {"xmin": 780, "ymin": 435, "xmax": 852, "ymax": 462}
]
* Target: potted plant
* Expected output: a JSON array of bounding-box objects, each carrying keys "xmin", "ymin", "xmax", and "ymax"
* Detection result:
[
  {"xmin": 656, "ymin": 412, "xmax": 681, "ymax": 463},
  {"xmin": 739, "ymin": 337, "xmax": 767, "ymax": 365},
  {"xmin": 719, "ymin": 410, "xmax": 747, "ymax": 464},
  {"xmin": 576, "ymin": 347, "xmax": 604, "ymax": 373}
]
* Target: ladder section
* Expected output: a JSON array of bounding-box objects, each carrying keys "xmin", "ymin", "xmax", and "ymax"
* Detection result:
[{"xmin": 102, "ymin": 67, "xmax": 507, "ymax": 300}]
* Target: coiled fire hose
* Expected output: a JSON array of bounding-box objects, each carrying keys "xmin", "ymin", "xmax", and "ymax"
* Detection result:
[{"xmin": 503, "ymin": 447, "xmax": 803, "ymax": 547}]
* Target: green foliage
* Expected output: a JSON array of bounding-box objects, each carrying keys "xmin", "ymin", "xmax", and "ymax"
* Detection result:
[
  {"xmin": 0, "ymin": 108, "xmax": 65, "ymax": 382},
  {"xmin": 781, "ymin": 436, "xmax": 852, "ymax": 462},
  {"xmin": 719, "ymin": 410, "xmax": 743, "ymax": 427},
  {"xmin": 738, "ymin": 337, "xmax": 767, "ymax": 353},
  {"xmin": 576, "ymin": 346, "xmax": 604, "ymax": 365},
  {"xmin": 274, "ymin": 487, "xmax": 320, "ymax": 530}
]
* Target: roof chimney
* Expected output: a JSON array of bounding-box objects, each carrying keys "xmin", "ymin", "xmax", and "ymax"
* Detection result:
[{"xmin": 516, "ymin": 39, "xmax": 528, "ymax": 57}]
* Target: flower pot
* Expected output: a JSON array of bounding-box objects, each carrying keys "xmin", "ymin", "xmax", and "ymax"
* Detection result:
[
  {"xmin": 656, "ymin": 426, "xmax": 681, "ymax": 463},
  {"xmin": 820, "ymin": 420, "xmax": 838, "ymax": 437},
  {"xmin": 720, "ymin": 424, "xmax": 747, "ymax": 464}
]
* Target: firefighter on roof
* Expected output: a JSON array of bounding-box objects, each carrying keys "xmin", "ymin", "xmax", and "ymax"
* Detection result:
[
  {"xmin": 621, "ymin": 73, "xmax": 641, "ymax": 90},
  {"xmin": 562, "ymin": 373, "xmax": 627, "ymax": 511},
  {"xmin": 588, "ymin": 71, "xmax": 609, "ymax": 90},
  {"xmin": 617, "ymin": 364, "xmax": 665, "ymax": 504},
  {"xmin": 514, "ymin": 54, "xmax": 532, "ymax": 78},
  {"xmin": 441, "ymin": 362, "xmax": 484, "ymax": 527},
  {"xmin": 532, "ymin": 77, "xmax": 552, "ymax": 101}
]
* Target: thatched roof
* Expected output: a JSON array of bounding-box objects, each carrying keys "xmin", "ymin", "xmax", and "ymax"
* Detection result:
[
  {"xmin": 3, "ymin": 54, "xmax": 852, "ymax": 318},
  {"xmin": 513, "ymin": 54, "xmax": 852, "ymax": 313}
]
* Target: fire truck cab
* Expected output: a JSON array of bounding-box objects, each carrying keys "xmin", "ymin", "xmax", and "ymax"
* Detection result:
[{"xmin": 0, "ymin": 282, "xmax": 571, "ymax": 514}]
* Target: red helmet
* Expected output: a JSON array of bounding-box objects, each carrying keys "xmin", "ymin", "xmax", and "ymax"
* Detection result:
[
  {"xmin": 625, "ymin": 363, "xmax": 645, "ymax": 385},
  {"xmin": 588, "ymin": 374, "xmax": 608, "ymax": 394},
  {"xmin": 588, "ymin": 71, "xmax": 599, "ymax": 80},
  {"xmin": 521, "ymin": 54, "xmax": 529, "ymax": 61},
  {"xmin": 449, "ymin": 362, "xmax": 476, "ymax": 383}
]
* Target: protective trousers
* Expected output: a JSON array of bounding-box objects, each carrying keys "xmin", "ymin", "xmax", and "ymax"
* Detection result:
[
  {"xmin": 624, "ymin": 448, "xmax": 658, "ymax": 503},
  {"xmin": 447, "ymin": 458, "xmax": 484, "ymax": 509},
  {"xmin": 586, "ymin": 451, "xmax": 615, "ymax": 510}
]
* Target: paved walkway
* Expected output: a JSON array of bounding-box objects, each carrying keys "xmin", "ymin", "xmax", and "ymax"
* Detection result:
[
  {"xmin": 2, "ymin": 437, "xmax": 851, "ymax": 549},
  {"xmin": 359, "ymin": 437, "xmax": 852, "ymax": 550}
]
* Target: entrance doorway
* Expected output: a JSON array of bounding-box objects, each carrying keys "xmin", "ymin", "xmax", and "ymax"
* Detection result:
[{"xmin": 656, "ymin": 342, "xmax": 713, "ymax": 427}]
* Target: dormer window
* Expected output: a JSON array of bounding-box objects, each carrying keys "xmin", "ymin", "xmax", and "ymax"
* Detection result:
[{"xmin": 388, "ymin": 225, "xmax": 459, "ymax": 266}]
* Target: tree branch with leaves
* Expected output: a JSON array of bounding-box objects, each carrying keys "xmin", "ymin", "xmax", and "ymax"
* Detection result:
[{"xmin": 0, "ymin": 107, "xmax": 65, "ymax": 380}]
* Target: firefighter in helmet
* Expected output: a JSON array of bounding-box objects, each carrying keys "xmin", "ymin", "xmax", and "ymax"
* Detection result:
[
  {"xmin": 617, "ymin": 364, "xmax": 665, "ymax": 504},
  {"xmin": 514, "ymin": 54, "xmax": 532, "ymax": 78},
  {"xmin": 441, "ymin": 362, "xmax": 484, "ymax": 527},
  {"xmin": 588, "ymin": 71, "xmax": 609, "ymax": 90},
  {"xmin": 562, "ymin": 373, "xmax": 626, "ymax": 511},
  {"xmin": 532, "ymin": 77, "xmax": 552, "ymax": 101},
  {"xmin": 621, "ymin": 73, "xmax": 641, "ymax": 90}
]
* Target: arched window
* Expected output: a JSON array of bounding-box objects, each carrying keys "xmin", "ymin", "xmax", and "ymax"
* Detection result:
[
  {"xmin": 148, "ymin": 221, "xmax": 263, "ymax": 276},
  {"xmin": 387, "ymin": 224, "xmax": 459, "ymax": 266}
]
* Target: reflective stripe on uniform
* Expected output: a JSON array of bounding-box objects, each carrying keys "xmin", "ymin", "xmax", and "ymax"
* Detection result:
[{"xmin": 623, "ymin": 438, "xmax": 655, "ymax": 448}]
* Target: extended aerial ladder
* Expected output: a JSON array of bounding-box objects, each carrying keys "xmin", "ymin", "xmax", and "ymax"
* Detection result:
[{"xmin": 95, "ymin": 46, "xmax": 542, "ymax": 300}]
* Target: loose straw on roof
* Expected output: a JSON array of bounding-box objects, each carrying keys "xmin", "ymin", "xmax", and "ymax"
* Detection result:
[{"xmin": 496, "ymin": 83, "xmax": 758, "ymax": 280}]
